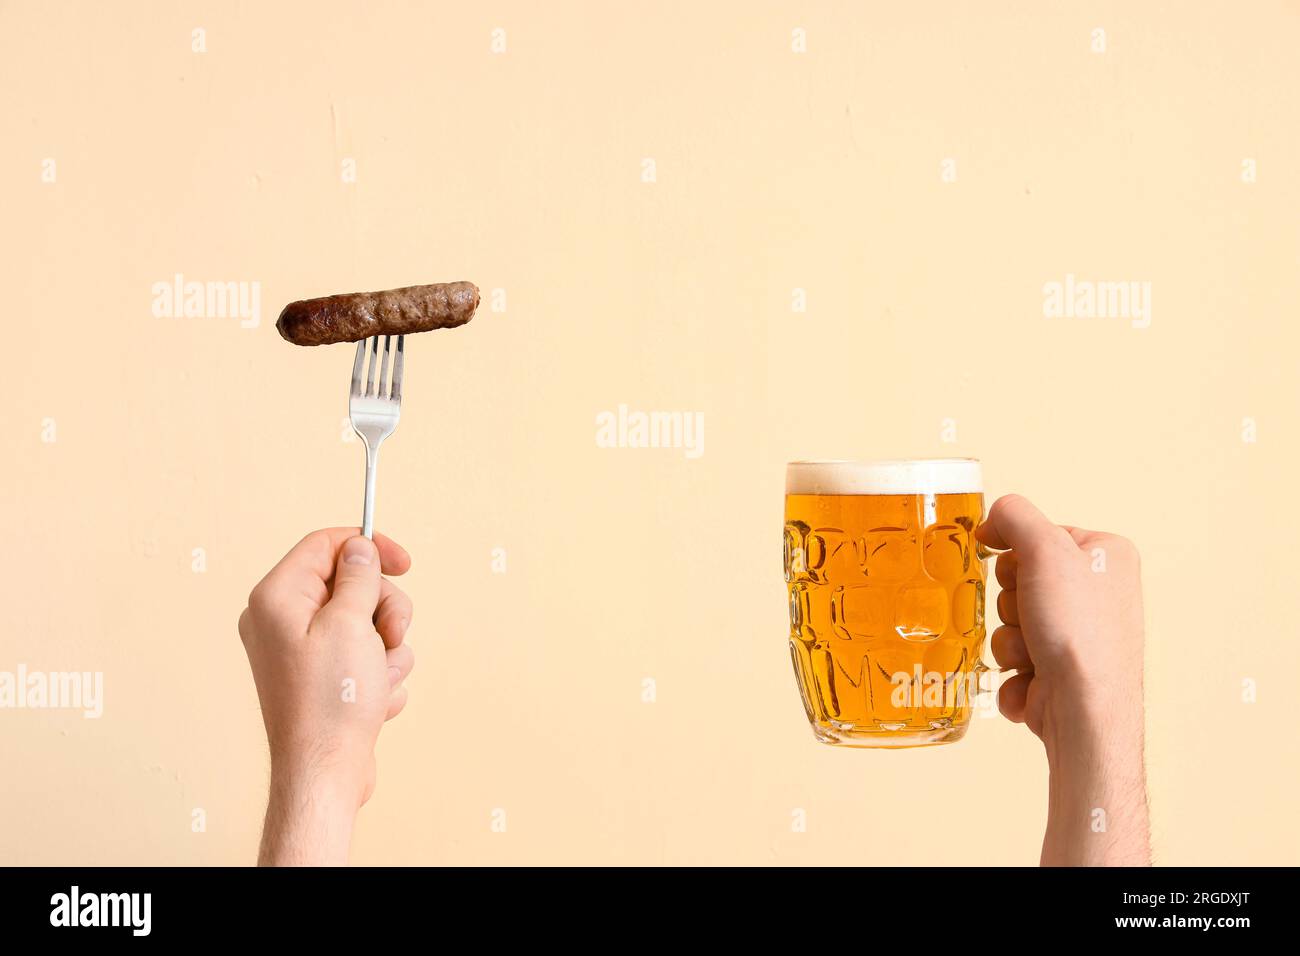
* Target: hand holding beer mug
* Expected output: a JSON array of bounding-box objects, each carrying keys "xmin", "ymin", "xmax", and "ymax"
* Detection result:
[{"xmin": 784, "ymin": 459, "xmax": 992, "ymax": 747}]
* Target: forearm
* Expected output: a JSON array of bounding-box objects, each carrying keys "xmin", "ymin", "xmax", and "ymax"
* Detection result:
[
  {"xmin": 258, "ymin": 769, "xmax": 358, "ymax": 866},
  {"xmin": 1040, "ymin": 697, "xmax": 1151, "ymax": 866}
]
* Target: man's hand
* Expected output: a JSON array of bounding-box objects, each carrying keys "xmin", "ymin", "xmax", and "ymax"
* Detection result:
[
  {"xmin": 976, "ymin": 495, "xmax": 1150, "ymax": 866},
  {"xmin": 238, "ymin": 529, "xmax": 415, "ymax": 865}
]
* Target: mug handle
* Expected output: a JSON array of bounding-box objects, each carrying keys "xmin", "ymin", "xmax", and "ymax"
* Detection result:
[{"xmin": 972, "ymin": 540, "xmax": 1032, "ymax": 695}]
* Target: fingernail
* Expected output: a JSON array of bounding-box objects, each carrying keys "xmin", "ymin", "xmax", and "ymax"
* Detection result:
[
  {"xmin": 387, "ymin": 666, "xmax": 402, "ymax": 685},
  {"xmin": 343, "ymin": 537, "xmax": 374, "ymax": 566}
]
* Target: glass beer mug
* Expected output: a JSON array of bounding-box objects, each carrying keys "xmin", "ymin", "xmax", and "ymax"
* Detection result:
[{"xmin": 784, "ymin": 459, "xmax": 991, "ymax": 747}]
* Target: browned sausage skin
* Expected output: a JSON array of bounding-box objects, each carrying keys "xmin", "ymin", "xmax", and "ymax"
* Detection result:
[{"xmin": 276, "ymin": 281, "xmax": 479, "ymax": 346}]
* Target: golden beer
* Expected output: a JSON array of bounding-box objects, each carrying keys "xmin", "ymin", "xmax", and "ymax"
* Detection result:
[{"xmin": 784, "ymin": 459, "xmax": 987, "ymax": 747}]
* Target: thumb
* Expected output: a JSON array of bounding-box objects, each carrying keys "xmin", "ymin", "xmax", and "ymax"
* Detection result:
[
  {"xmin": 323, "ymin": 535, "xmax": 382, "ymax": 621},
  {"xmin": 976, "ymin": 494, "xmax": 1069, "ymax": 554}
]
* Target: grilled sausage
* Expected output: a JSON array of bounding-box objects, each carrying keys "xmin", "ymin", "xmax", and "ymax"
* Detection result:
[{"xmin": 276, "ymin": 281, "xmax": 479, "ymax": 346}]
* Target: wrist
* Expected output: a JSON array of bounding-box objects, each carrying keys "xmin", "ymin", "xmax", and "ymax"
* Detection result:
[
  {"xmin": 1041, "ymin": 685, "xmax": 1144, "ymax": 770},
  {"xmin": 267, "ymin": 731, "xmax": 370, "ymax": 806},
  {"xmin": 270, "ymin": 765, "xmax": 363, "ymax": 813},
  {"xmin": 259, "ymin": 761, "xmax": 361, "ymax": 866},
  {"xmin": 1039, "ymin": 693, "xmax": 1150, "ymax": 866}
]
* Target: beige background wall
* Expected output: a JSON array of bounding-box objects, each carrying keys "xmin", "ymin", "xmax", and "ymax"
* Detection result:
[{"xmin": 2, "ymin": 1, "xmax": 1297, "ymax": 865}]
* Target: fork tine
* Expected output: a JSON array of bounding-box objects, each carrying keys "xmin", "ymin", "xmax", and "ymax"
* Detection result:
[
  {"xmin": 350, "ymin": 340, "xmax": 365, "ymax": 396},
  {"xmin": 378, "ymin": 335, "xmax": 392, "ymax": 399},
  {"xmin": 391, "ymin": 335, "xmax": 404, "ymax": 403},
  {"xmin": 365, "ymin": 335, "xmax": 379, "ymax": 396}
]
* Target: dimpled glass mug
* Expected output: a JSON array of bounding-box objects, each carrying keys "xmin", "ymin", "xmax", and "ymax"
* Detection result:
[{"xmin": 784, "ymin": 459, "xmax": 991, "ymax": 747}]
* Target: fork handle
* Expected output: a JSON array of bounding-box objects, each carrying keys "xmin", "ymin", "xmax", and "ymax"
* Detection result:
[{"xmin": 362, "ymin": 444, "xmax": 380, "ymax": 539}]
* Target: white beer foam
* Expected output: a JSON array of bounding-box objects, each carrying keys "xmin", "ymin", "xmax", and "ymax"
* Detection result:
[{"xmin": 785, "ymin": 459, "xmax": 983, "ymax": 495}]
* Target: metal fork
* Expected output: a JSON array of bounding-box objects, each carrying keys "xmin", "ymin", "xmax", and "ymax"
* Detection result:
[{"xmin": 349, "ymin": 335, "xmax": 404, "ymax": 539}]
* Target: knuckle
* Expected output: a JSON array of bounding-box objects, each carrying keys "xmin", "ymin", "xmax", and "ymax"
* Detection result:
[
  {"xmin": 379, "ymin": 588, "xmax": 413, "ymax": 624},
  {"xmin": 294, "ymin": 529, "xmax": 337, "ymax": 566},
  {"xmin": 988, "ymin": 497, "xmax": 1018, "ymax": 524},
  {"xmin": 1030, "ymin": 528, "xmax": 1075, "ymax": 559},
  {"xmin": 246, "ymin": 579, "xmax": 281, "ymax": 616},
  {"xmin": 298, "ymin": 529, "xmax": 332, "ymax": 552},
  {"xmin": 246, "ymin": 584, "xmax": 266, "ymax": 613},
  {"xmin": 1100, "ymin": 533, "xmax": 1140, "ymax": 562}
]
